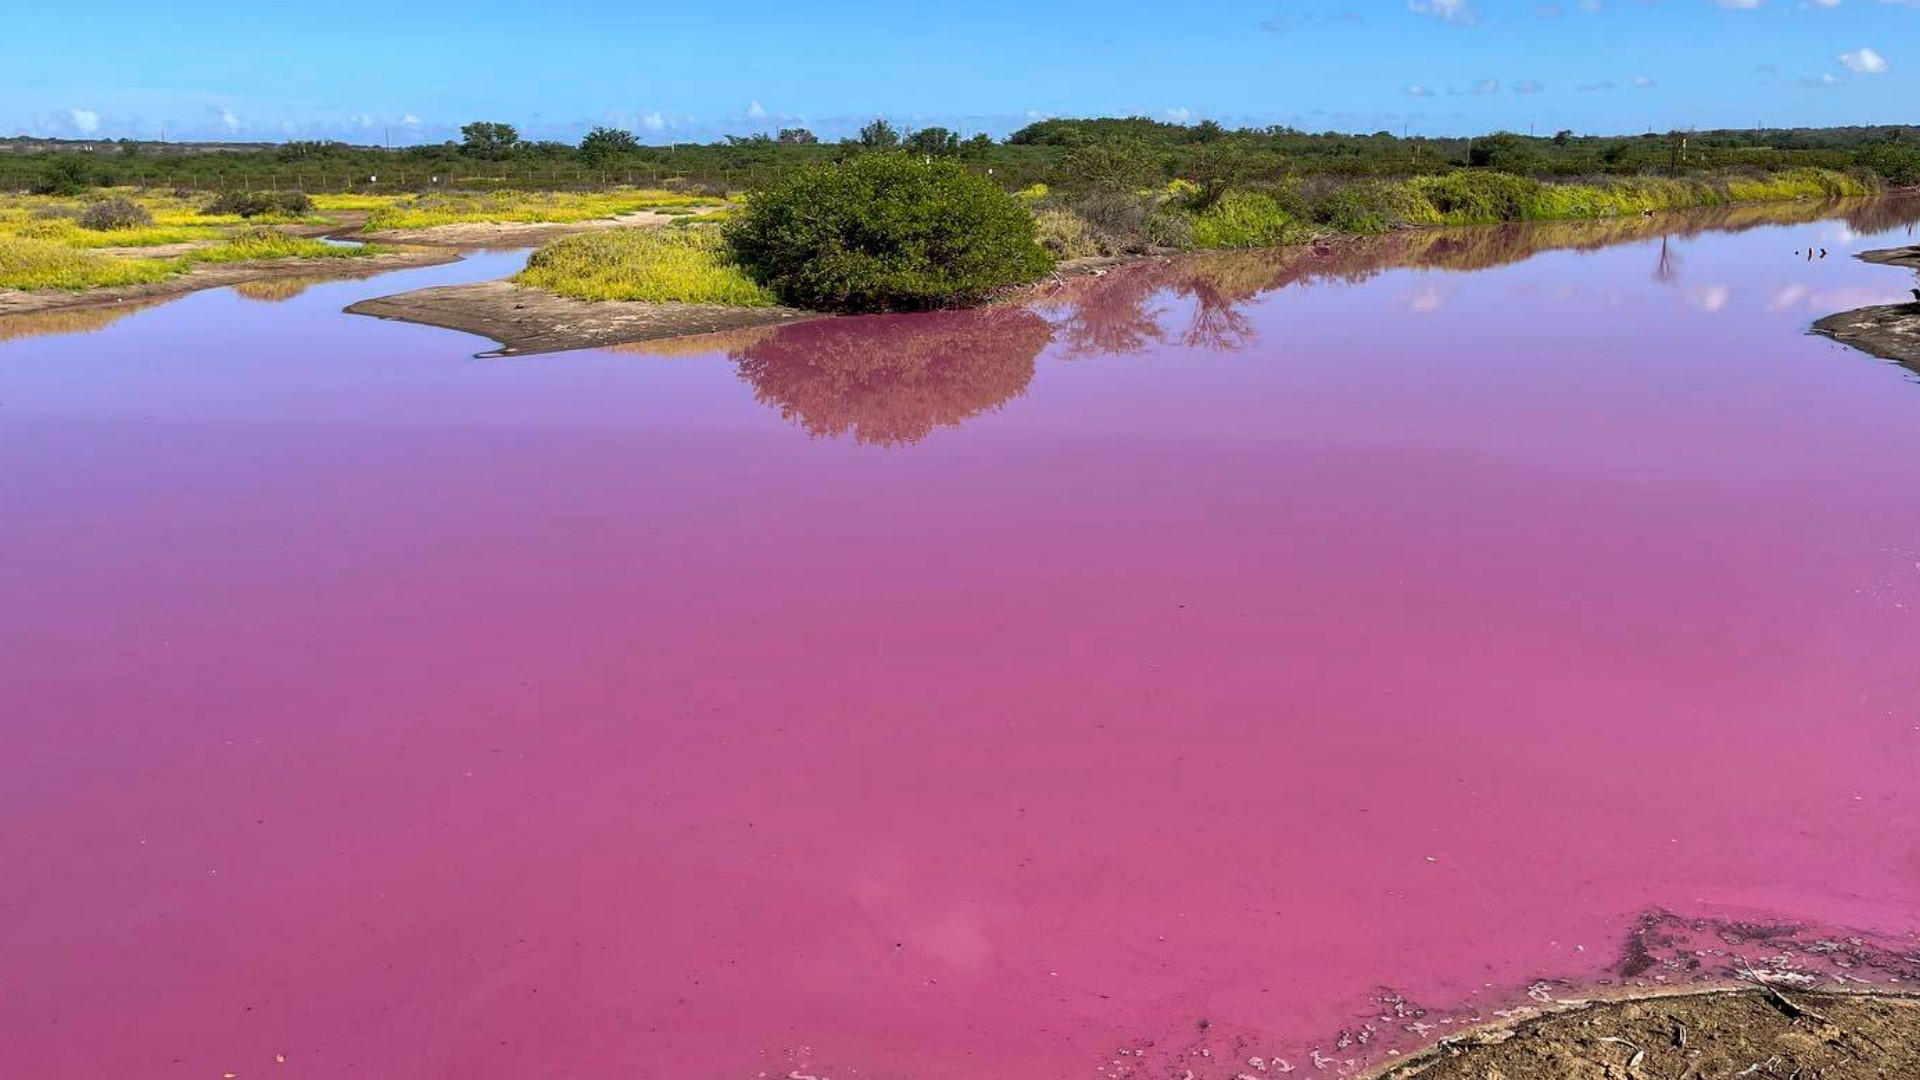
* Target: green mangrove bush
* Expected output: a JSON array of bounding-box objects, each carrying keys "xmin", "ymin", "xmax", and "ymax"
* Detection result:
[{"xmin": 725, "ymin": 154, "xmax": 1056, "ymax": 312}]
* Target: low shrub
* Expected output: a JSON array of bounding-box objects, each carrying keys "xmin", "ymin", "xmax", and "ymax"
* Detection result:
[
  {"xmin": 202, "ymin": 190, "xmax": 315, "ymax": 218},
  {"xmin": 514, "ymin": 225, "xmax": 776, "ymax": 306},
  {"xmin": 1407, "ymin": 172, "xmax": 1548, "ymax": 223},
  {"xmin": 726, "ymin": 154, "xmax": 1055, "ymax": 312},
  {"xmin": 1189, "ymin": 190, "xmax": 1305, "ymax": 249},
  {"xmin": 1032, "ymin": 208, "xmax": 1103, "ymax": 260},
  {"xmin": 78, "ymin": 197, "xmax": 154, "ymax": 232}
]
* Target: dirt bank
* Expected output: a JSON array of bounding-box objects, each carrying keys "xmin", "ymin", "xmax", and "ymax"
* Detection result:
[
  {"xmin": 1370, "ymin": 988, "xmax": 1920, "ymax": 1079},
  {"xmin": 1811, "ymin": 245, "xmax": 1920, "ymax": 370},
  {"xmin": 0, "ymin": 247, "xmax": 463, "ymax": 319},
  {"xmin": 342, "ymin": 256, "xmax": 1144, "ymax": 356},
  {"xmin": 344, "ymin": 279, "xmax": 822, "ymax": 356}
]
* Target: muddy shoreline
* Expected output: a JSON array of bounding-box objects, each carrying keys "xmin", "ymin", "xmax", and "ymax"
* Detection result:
[
  {"xmin": 0, "ymin": 247, "xmax": 462, "ymax": 319},
  {"xmin": 344, "ymin": 255, "xmax": 1156, "ymax": 356},
  {"xmin": 345, "ymin": 280, "xmax": 823, "ymax": 356},
  {"xmin": 1812, "ymin": 245, "xmax": 1920, "ymax": 371}
]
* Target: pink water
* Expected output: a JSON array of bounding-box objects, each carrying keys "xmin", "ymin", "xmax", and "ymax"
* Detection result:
[{"xmin": 4, "ymin": 202, "xmax": 1920, "ymax": 1080}]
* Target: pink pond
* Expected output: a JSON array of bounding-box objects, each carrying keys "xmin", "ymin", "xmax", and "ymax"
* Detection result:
[{"xmin": 5, "ymin": 201, "xmax": 1920, "ymax": 1080}]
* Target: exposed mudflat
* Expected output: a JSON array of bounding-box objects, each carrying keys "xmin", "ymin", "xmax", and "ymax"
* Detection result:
[
  {"xmin": 345, "ymin": 255, "xmax": 1149, "ymax": 356},
  {"xmin": 344, "ymin": 279, "xmax": 822, "ymax": 355},
  {"xmin": 1373, "ymin": 989, "xmax": 1920, "ymax": 1079},
  {"xmin": 1813, "ymin": 245, "xmax": 1920, "ymax": 369},
  {"xmin": 0, "ymin": 248, "xmax": 461, "ymax": 318}
]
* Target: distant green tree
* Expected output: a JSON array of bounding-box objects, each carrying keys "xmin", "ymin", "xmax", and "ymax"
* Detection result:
[
  {"xmin": 1189, "ymin": 119, "xmax": 1227, "ymax": 143},
  {"xmin": 904, "ymin": 126, "xmax": 960, "ymax": 156},
  {"xmin": 30, "ymin": 155, "xmax": 95, "ymax": 196},
  {"xmin": 777, "ymin": 127, "xmax": 819, "ymax": 145},
  {"xmin": 1057, "ymin": 138, "xmax": 1159, "ymax": 192},
  {"xmin": 1859, "ymin": 142, "xmax": 1920, "ymax": 187},
  {"xmin": 579, "ymin": 126, "xmax": 640, "ymax": 164},
  {"xmin": 858, "ymin": 118, "xmax": 901, "ymax": 149},
  {"xmin": 459, "ymin": 121, "xmax": 520, "ymax": 158},
  {"xmin": 1468, "ymin": 132, "xmax": 1538, "ymax": 172}
]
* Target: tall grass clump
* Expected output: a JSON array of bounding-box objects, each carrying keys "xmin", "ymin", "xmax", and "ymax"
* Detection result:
[
  {"xmin": 726, "ymin": 154, "xmax": 1055, "ymax": 312},
  {"xmin": 514, "ymin": 226, "xmax": 776, "ymax": 306}
]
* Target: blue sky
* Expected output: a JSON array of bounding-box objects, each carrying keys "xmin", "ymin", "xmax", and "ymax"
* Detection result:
[{"xmin": 5, "ymin": 0, "xmax": 1914, "ymax": 144}]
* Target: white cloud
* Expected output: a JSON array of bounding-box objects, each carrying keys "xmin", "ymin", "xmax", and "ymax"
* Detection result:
[
  {"xmin": 1513, "ymin": 78, "xmax": 1546, "ymax": 93},
  {"xmin": 68, "ymin": 108, "xmax": 100, "ymax": 135},
  {"xmin": 640, "ymin": 111, "xmax": 667, "ymax": 132},
  {"xmin": 746, "ymin": 101, "xmax": 767, "ymax": 119},
  {"xmin": 1632, "ymin": 74, "xmax": 1657, "ymax": 88},
  {"xmin": 1404, "ymin": 83, "xmax": 1436, "ymax": 97},
  {"xmin": 1409, "ymin": 0, "xmax": 1480, "ymax": 25},
  {"xmin": 1713, "ymin": 0, "xmax": 1762, "ymax": 9},
  {"xmin": 214, "ymin": 107, "xmax": 242, "ymax": 132},
  {"xmin": 1838, "ymin": 47, "xmax": 1888, "ymax": 74},
  {"xmin": 401, "ymin": 114, "xmax": 422, "ymax": 127},
  {"xmin": 1164, "ymin": 106, "xmax": 1194, "ymax": 122}
]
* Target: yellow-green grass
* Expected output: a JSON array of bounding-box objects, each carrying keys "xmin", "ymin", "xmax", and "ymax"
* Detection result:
[
  {"xmin": 1159, "ymin": 168, "xmax": 1878, "ymax": 250},
  {"xmin": 357, "ymin": 189, "xmax": 728, "ymax": 231},
  {"xmin": 0, "ymin": 239, "xmax": 179, "ymax": 290},
  {"xmin": 1, "ymin": 228, "xmax": 384, "ymax": 292},
  {"xmin": 513, "ymin": 226, "xmax": 776, "ymax": 306},
  {"xmin": 183, "ymin": 230, "xmax": 385, "ymax": 265}
]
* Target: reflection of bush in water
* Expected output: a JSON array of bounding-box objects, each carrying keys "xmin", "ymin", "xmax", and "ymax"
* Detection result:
[
  {"xmin": 231, "ymin": 276, "xmax": 331, "ymax": 303},
  {"xmin": 0, "ymin": 302, "xmax": 155, "ymax": 344},
  {"xmin": 1033, "ymin": 196, "xmax": 1920, "ymax": 359},
  {"xmin": 731, "ymin": 308, "xmax": 1051, "ymax": 446}
]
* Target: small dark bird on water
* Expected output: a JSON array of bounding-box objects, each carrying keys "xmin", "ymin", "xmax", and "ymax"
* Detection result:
[{"xmin": 1911, "ymin": 287, "xmax": 1920, "ymax": 305}]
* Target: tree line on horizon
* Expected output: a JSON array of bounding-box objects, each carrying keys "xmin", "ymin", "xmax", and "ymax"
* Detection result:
[{"xmin": 5, "ymin": 116, "xmax": 1918, "ymax": 193}]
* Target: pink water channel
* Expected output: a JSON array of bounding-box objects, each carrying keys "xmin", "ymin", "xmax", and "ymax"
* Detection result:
[{"xmin": 4, "ymin": 201, "xmax": 1920, "ymax": 1080}]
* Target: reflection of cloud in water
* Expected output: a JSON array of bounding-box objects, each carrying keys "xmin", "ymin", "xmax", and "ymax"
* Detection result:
[
  {"xmin": 1769, "ymin": 283, "xmax": 1913, "ymax": 313},
  {"xmin": 730, "ymin": 308, "xmax": 1051, "ymax": 446},
  {"xmin": 1684, "ymin": 285, "xmax": 1732, "ymax": 314},
  {"xmin": 1399, "ymin": 282, "xmax": 1450, "ymax": 313}
]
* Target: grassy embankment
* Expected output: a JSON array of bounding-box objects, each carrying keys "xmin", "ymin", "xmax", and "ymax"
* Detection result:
[
  {"xmin": 331, "ymin": 189, "xmax": 728, "ymax": 231},
  {"xmin": 511, "ymin": 166, "xmax": 1877, "ymax": 307},
  {"xmin": 1041, "ymin": 167, "xmax": 1875, "ymax": 253},
  {"xmin": 0, "ymin": 188, "xmax": 387, "ymax": 291},
  {"xmin": 514, "ymin": 227, "xmax": 774, "ymax": 306}
]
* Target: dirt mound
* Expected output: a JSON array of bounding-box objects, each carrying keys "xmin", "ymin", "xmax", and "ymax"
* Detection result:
[{"xmin": 1374, "ymin": 988, "xmax": 1920, "ymax": 1079}]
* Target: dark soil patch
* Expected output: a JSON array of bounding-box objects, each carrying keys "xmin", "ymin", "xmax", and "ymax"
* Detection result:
[
  {"xmin": 1372, "ymin": 988, "xmax": 1920, "ymax": 1079},
  {"xmin": 1812, "ymin": 245, "xmax": 1920, "ymax": 371}
]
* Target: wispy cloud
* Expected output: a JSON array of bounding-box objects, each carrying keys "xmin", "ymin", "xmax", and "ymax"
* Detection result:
[{"xmin": 1409, "ymin": 0, "xmax": 1480, "ymax": 26}]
